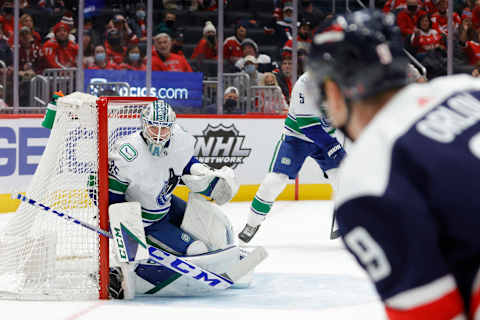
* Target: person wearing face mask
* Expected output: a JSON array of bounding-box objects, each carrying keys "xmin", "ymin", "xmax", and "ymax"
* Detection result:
[
  {"xmin": 154, "ymin": 11, "xmax": 177, "ymax": 38},
  {"xmin": 396, "ymin": 0, "xmax": 426, "ymax": 38},
  {"xmin": 299, "ymin": 0, "xmax": 325, "ymax": 28},
  {"xmin": 87, "ymin": 45, "xmax": 118, "ymax": 70},
  {"xmin": 171, "ymin": 29, "xmax": 185, "ymax": 58},
  {"xmin": 265, "ymin": 3, "xmax": 301, "ymax": 49},
  {"xmin": 118, "ymin": 45, "xmax": 146, "ymax": 71},
  {"xmin": 242, "ymin": 55, "xmax": 264, "ymax": 87},
  {"xmin": 191, "ymin": 21, "xmax": 217, "ymax": 62},
  {"xmin": 41, "ymin": 21, "xmax": 78, "ymax": 69},
  {"xmin": 234, "ymin": 38, "xmax": 273, "ymax": 73}
]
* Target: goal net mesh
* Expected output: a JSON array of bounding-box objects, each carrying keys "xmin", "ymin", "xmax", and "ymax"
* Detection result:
[{"xmin": 0, "ymin": 93, "xmax": 154, "ymax": 300}]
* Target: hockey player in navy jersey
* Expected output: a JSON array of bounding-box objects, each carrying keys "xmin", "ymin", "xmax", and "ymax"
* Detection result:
[
  {"xmin": 309, "ymin": 8, "xmax": 480, "ymax": 320},
  {"xmin": 238, "ymin": 71, "xmax": 346, "ymax": 243}
]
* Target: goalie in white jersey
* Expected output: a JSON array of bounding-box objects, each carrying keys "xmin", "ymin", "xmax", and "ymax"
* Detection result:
[
  {"xmin": 239, "ymin": 71, "xmax": 347, "ymax": 243},
  {"xmin": 107, "ymin": 99, "xmax": 244, "ymax": 298}
]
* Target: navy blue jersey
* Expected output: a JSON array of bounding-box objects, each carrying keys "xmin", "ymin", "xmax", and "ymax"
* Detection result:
[{"xmin": 336, "ymin": 75, "xmax": 480, "ymax": 319}]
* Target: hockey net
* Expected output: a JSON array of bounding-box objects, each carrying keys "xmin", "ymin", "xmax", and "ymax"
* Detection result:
[{"xmin": 0, "ymin": 93, "xmax": 157, "ymax": 300}]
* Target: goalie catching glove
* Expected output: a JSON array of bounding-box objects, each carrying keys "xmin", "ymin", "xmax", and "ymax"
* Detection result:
[{"xmin": 182, "ymin": 163, "xmax": 239, "ymax": 205}]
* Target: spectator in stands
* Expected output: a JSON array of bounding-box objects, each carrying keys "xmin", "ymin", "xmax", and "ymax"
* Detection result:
[
  {"xmin": 87, "ymin": 45, "xmax": 118, "ymax": 70},
  {"xmin": 299, "ymin": 0, "xmax": 325, "ymax": 28},
  {"xmin": 152, "ymin": 33, "xmax": 192, "ymax": 72},
  {"xmin": 264, "ymin": 2, "xmax": 300, "ymax": 50},
  {"xmin": 205, "ymin": 86, "xmax": 243, "ymax": 114},
  {"xmin": 154, "ymin": 11, "xmax": 177, "ymax": 38},
  {"xmin": 223, "ymin": 86, "xmax": 242, "ymax": 114},
  {"xmin": 397, "ymin": 0, "xmax": 427, "ymax": 38},
  {"xmin": 235, "ymin": 38, "xmax": 273, "ymax": 73},
  {"xmin": 119, "ymin": 45, "xmax": 146, "ymax": 71},
  {"xmin": 129, "ymin": 3, "xmax": 147, "ymax": 42},
  {"xmin": 242, "ymin": 55, "xmax": 264, "ymax": 87},
  {"xmin": 45, "ymin": 12, "xmax": 76, "ymax": 43},
  {"xmin": 462, "ymin": 20, "xmax": 480, "ymax": 66},
  {"xmin": 224, "ymin": 23, "xmax": 248, "ymax": 65},
  {"xmin": 19, "ymin": 26, "xmax": 42, "ymax": 77},
  {"xmin": 257, "ymin": 71, "xmax": 289, "ymax": 114},
  {"xmin": 42, "ymin": 21, "xmax": 78, "ymax": 69},
  {"xmin": 274, "ymin": 55, "xmax": 292, "ymax": 104},
  {"xmin": 19, "ymin": 14, "xmax": 41, "ymax": 45},
  {"xmin": 0, "ymin": 1, "xmax": 14, "ymax": 40},
  {"xmin": 171, "ymin": 29, "xmax": 185, "ymax": 57},
  {"xmin": 105, "ymin": 28, "xmax": 127, "ymax": 65},
  {"xmin": 82, "ymin": 29, "xmax": 95, "ymax": 68},
  {"xmin": 190, "ymin": 0, "xmax": 222, "ymax": 11},
  {"xmin": 111, "ymin": 14, "xmax": 138, "ymax": 47},
  {"xmin": 282, "ymin": 19, "xmax": 313, "ymax": 55},
  {"xmin": 431, "ymin": 0, "xmax": 461, "ymax": 36},
  {"xmin": 0, "ymin": 23, "xmax": 12, "ymax": 67},
  {"xmin": 411, "ymin": 14, "xmax": 445, "ymax": 57},
  {"xmin": 191, "ymin": 21, "xmax": 217, "ymax": 61}
]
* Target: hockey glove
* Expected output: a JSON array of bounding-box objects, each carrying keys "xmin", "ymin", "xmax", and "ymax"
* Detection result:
[{"xmin": 325, "ymin": 141, "xmax": 346, "ymax": 166}]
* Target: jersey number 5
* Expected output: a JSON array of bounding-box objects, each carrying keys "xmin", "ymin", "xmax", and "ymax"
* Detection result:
[
  {"xmin": 344, "ymin": 227, "xmax": 391, "ymax": 282},
  {"xmin": 299, "ymin": 93, "xmax": 304, "ymax": 104}
]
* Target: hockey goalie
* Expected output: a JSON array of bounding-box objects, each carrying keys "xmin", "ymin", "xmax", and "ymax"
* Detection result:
[
  {"xmin": 0, "ymin": 92, "xmax": 266, "ymax": 300},
  {"xmin": 105, "ymin": 97, "xmax": 267, "ymax": 298}
]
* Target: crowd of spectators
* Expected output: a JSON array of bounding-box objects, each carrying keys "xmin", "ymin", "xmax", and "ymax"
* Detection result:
[{"xmin": 2, "ymin": 0, "xmax": 478, "ymax": 111}]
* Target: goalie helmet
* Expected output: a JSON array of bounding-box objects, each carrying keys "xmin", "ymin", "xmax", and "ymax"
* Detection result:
[
  {"xmin": 141, "ymin": 99, "xmax": 176, "ymax": 157},
  {"xmin": 308, "ymin": 9, "xmax": 409, "ymax": 101}
]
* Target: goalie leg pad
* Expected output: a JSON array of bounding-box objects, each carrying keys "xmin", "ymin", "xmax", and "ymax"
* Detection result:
[{"xmin": 181, "ymin": 193, "xmax": 234, "ymax": 251}]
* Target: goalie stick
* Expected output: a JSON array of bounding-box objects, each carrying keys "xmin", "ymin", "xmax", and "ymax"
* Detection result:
[{"xmin": 12, "ymin": 193, "xmax": 267, "ymax": 289}]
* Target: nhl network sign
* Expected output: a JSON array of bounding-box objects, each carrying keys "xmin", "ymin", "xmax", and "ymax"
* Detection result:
[{"xmin": 194, "ymin": 124, "xmax": 252, "ymax": 169}]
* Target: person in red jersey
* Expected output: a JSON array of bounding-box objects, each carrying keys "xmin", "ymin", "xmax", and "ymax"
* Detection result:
[
  {"xmin": 191, "ymin": 21, "xmax": 217, "ymax": 61},
  {"xmin": 430, "ymin": 0, "xmax": 461, "ymax": 35},
  {"xmin": 152, "ymin": 33, "xmax": 192, "ymax": 72},
  {"xmin": 223, "ymin": 23, "xmax": 247, "ymax": 64},
  {"xmin": 411, "ymin": 14, "xmax": 445, "ymax": 54},
  {"xmin": 396, "ymin": 0, "xmax": 427, "ymax": 38},
  {"xmin": 41, "ymin": 21, "xmax": 78, "ymax": 69}
]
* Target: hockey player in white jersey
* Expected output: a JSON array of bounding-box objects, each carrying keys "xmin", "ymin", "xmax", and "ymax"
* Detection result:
[
  {"xmin": 106, "ymin": 99, "xmax": 251, "ymax": 298},
  {"xmin": 310, "ymin": 8, "xmax": 480, "ymax": 319},
  {"xmin": 238, "ymin": 71, "xmax": 346, "ymax": 243}
]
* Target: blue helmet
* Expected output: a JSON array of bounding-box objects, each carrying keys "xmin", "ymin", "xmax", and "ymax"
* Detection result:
[{"xmin": 308, "ymin": 9, "xmax": 409, "ymax": 101}]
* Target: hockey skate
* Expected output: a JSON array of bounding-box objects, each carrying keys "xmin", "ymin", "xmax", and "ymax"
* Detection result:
[{"xmin": 238, "ymin": 224, "xmax": 260, "ymax": 243}]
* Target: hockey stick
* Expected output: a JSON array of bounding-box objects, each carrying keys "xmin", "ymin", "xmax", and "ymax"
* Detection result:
[
  {"xmin": 12, "ymin": 193, "xmax": 265, "ymax": 289},
  {"xmin": 329, "ymin": 134, "xmax": 347, "ymax": 240}
]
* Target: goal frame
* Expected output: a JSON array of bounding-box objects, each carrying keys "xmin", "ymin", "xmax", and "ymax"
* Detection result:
[{"xmin": 97, "ymin": 96, "xmax": 158, "ymax": 299}]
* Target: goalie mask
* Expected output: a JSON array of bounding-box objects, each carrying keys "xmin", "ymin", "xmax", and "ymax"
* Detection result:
[{"xmin": 141, "ymin": 99, "xmax": 176, "ymax": 157}]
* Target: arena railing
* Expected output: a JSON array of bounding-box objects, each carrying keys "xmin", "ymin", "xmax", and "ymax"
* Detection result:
[
  {"xmin": 251, "ymin": 86, "xmax": 289, "ymax": 114},
  {"xmin": 29, "ymin": 75, "xmax": 49, "ymax": 107}
]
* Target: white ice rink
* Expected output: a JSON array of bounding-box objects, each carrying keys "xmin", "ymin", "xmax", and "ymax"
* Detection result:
[{"xmin": 0, "ymin": 200, "xmax": 386, "ymax": 320}]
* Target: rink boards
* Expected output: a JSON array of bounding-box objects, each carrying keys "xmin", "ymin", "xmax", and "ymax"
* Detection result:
[{"xmin": 0, "ymin": 114, "xmax": 333, "ymax": 213}]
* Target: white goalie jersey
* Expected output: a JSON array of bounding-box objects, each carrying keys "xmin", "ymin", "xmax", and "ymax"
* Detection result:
[{"xmin": 108, "ymin": 123, "xmax": 195, "ymax": 225}]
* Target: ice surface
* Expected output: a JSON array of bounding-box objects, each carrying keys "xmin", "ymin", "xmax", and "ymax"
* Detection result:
[{"xmin": 0, "ymin": 200, "xmax": 386, "ymax": 320}]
